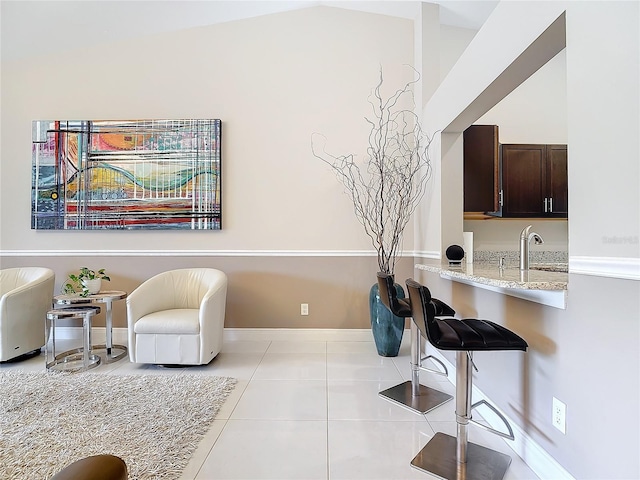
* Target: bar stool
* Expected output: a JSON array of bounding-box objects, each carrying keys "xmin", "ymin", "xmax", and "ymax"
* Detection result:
[
  {"xmin": 46, "ymin": 306, "xmax": 101, "ymax": 372},
  {"xmin": 376, "ymin": 272, "xmax": 454, "ymax": 414},
  {"xmin": 405, "ymin": 279, "xmax": 528, "ymax": 480}
]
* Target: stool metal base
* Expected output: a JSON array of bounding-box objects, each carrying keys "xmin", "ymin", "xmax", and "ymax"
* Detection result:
[
  {"xmin": 411, "ymin": 432, "xmax": 511, "ymax": 480},
  {"xmin": 379, "ymin": 380, "xmax": 452, "ymax": 414},
  {"xmin": 92, "ymin": 344, "xmax": 128, "ymax": 363}
]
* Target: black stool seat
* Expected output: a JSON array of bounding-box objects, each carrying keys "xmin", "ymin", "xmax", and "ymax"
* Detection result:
[
  {"xmin": 409, "ymin": 277, "xmax": 527, "ymax": 352},
  {"xmin": 431, "ymin": 318, "xmax": 528, "ymax": 351}
]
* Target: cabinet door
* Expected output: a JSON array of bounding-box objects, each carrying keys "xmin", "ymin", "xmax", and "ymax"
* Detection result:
[
  {"xmin": 502, "ymin": 144, "xmax": 546, "ymax": 217},
  {"xmin": 547, "ymin": 145, "xmax": 568, "ymax": 216},
  {"xmin": 463, "ymin": 125, "xmax": 500, "ymax": 213}
]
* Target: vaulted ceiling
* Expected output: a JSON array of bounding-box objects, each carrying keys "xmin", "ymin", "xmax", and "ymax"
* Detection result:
[{"xmin": 1, "ymin": 1, "xmax": 498, "ymax": 61}]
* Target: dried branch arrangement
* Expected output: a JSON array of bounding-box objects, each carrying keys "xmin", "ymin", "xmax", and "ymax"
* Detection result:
[{"xmin": 312, "ymin": 68, "xmax": 434, "ymax": 274}]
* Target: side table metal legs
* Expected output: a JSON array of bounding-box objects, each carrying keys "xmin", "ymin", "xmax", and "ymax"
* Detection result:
[
  {"xmin": 379, "ymin": 322, "xmax": 453, "ymax": 414},
  {"xmin": 46, "ymin": 307, "xmax": 102, "ymax": 373},
  {"xmin": 410, "ymin": 352, "xmax": 513, "ymax": 480},
  {"xmin": 90, "ymin": 297, "xmax": 127, "ymax": 363}
]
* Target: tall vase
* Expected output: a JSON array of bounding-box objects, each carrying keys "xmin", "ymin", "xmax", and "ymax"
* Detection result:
[{"xmin": 369, "ymin": 282, "xmax": 405, "ymax": 357}]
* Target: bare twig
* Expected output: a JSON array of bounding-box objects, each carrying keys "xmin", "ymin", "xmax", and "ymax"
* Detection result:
[{"xmin": 312, "ymin": 67, "xmax": 433, "ymax": 274}]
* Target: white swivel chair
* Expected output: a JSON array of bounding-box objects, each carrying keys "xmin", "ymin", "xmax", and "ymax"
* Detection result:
[
  {"xmin": 0, "ymin": 267, "xmax": 55, "ymax": 362},
  {"xmin": 127, "ymin": 268, "xmax": 227, "ymax": 365}
]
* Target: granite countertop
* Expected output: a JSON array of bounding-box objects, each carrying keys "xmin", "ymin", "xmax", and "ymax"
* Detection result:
[{"xmin": 415, "ymin": 260, "xmax": 568, "ymax": 291}]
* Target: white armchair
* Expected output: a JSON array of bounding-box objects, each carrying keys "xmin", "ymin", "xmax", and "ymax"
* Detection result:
[
  {"xmin": 0, "ymin": 267, "xmax": 55, "ymax": 362},
  {"xmin": 127, "ymin": 268, "xmax": 227, "ymax": 365}
]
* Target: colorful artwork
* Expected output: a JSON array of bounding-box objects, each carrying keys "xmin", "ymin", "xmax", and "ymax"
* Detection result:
[{"xmin": 31, "ymin": 119, "xmax": 222, "ymax": 230}]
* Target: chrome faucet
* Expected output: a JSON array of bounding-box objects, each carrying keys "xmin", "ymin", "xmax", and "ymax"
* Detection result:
[{"xmin": 519, "ymin": 225, "xmax": 544, "ymax": 270}]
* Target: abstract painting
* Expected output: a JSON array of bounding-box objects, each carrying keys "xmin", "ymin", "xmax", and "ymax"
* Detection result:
[{"xmin": 31, "ymin": 119, "xmax": 222, "ymax": 230}]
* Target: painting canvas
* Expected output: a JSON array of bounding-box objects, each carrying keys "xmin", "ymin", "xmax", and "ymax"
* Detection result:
[{"xmin": 31, "ymin": 119, "xmax": 222, "ymax": 230}]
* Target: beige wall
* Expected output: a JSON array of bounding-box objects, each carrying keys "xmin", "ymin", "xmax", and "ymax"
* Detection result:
[
  {"xmin": 0, "ymin": 6, "xmax": 414, "ymax": 253},
  {"xmin": 1, "ymin": 254, "xmax": 415, "ymax": 331},
  {"xmin": 0, "ymin": 6, "xmax": 421, "ymax": 330},
  {"xmin": 566, "ymin": 2, "xmax": 639, "ymax": 260},
  {"xmin": 477, "ymin": 49, "xmax": 567, "ymax": 144},
  {"xmin": 439, "ymin": 24, "xmax": 477, "ymax": 83}
]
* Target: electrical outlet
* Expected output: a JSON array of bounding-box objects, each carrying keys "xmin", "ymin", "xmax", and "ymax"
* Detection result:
[
  {"xmin": 301, "ymin": 303, "xmax": 309, "ymax": 316},
  {"xmin": 552, "ymin": 397, "xmax": 566, "ymax": 434}
]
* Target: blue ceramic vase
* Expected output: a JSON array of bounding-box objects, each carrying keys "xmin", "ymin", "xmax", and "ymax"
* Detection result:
[{"xmin": 369, "ymin": 282, "xmax": 405, "ymax": 357}]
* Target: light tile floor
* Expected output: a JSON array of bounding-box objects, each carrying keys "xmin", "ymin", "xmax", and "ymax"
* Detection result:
[{"xmin": 2, "ymin": 335, "xmax": 539, "ymax": 480}]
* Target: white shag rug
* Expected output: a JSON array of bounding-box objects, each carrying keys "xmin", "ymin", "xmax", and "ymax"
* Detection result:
[{"xmin": 0, "ymin": 371, "xmax": 237, "ymax": 479}]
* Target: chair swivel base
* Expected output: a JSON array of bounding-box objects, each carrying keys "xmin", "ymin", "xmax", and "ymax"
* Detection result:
[
  {"xmin": 379, "ymin": 380, "xmax": 453, "ymax": 415},
  {"xmin": 411, "ymin": 432, "xmax": 512, "ymax": 480}
]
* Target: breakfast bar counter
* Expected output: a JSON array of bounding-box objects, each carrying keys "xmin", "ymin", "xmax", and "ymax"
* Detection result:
[{"xmin": 415, "ymin": 260, "xmax": 568, "ymax": 309}]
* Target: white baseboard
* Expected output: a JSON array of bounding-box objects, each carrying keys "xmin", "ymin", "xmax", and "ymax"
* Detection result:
[
  {"xmin": 425, "ymin": 345, "xmax": 575, "ymax": 480},
  {"xmin": 53, "ymin": 326, "xmax": 573, "ymax": 478},
  {"xmin": 51, "ymin": 326, "xmax": 129, "ymax": 345},
  {"xmin": 52, "ymin": 327, "xmax": 376, "ymax": 344},
  {"xmin": 222, "ymin": 327, "xmax": 375, "ymax": 342}
]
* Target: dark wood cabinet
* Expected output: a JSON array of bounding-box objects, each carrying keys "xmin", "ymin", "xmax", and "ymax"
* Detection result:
[
  {"xmin": 546, "ymin": 145, "xmax": 568, "ymax": 216},
  {"xmin": 502, "ymin": 144, "xmax": 567, "ymax": 217},
  {"xmin": 463, "ymin": 125, "xmax": 500, "ymax": 214}
]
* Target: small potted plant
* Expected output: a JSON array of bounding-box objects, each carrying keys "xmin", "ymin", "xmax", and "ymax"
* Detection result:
[{"xmin": 63, "ymin": 267, "xmax": 111, "ymax": 297}]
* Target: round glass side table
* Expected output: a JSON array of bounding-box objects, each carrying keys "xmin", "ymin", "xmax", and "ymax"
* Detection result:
[
  {"xmin": 54, "ymin": 290, "xmax": 128, "ymax": 363},
  {"xmin": 46, "ymin": 306, "xmax": 102, "ymax": 372}
]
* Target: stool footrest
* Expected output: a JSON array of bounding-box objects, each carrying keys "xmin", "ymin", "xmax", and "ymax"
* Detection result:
[
  {"xmin": 469, "ymin": 399, "xmax": 515, "ymax": 440},
  {"xmin": 418, "ymin": 354, "xmax": 448, "ymax": 377}
]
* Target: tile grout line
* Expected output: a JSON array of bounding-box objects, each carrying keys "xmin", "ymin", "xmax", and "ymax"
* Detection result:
[
  {"xmin": 325, "ymin": 340, "xmax": 331, "ymax": 480},
  {"xmin": 193, "ymin": 340, "xmax": 273, "ymax": 480}
]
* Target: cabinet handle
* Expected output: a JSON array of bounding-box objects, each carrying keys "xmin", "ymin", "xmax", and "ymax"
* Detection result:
[
  {"xmin": 549, "ymin": 197, "xmax": 553, "ymax": 213},
  {"xmin": 544, "ymin": 198, "xmax": 548, "ymax": 213},
  {"xmin": 499, "ymin": 190, "xmax": 504, "ymax": 207}
]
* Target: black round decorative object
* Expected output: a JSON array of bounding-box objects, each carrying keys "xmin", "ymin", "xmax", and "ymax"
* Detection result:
[{"xmin": 445, "ymin": 245, "xmax": 465, "ymax": 265}]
